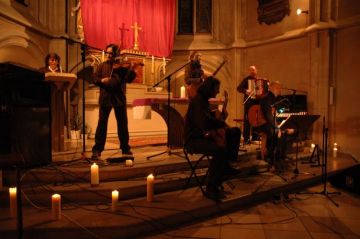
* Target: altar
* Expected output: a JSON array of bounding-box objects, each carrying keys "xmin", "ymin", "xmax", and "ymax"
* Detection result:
[{"xmin": 84, "ymin": 83, "xmax": 170, "ymax": 140}]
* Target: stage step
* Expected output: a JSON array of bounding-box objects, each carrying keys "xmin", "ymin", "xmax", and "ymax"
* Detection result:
[{"xmin": 0, "ymin": 146, "xmax": 340, "ymax": 239}]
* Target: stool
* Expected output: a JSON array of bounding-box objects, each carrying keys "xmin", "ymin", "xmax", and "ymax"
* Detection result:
[{"xmin": 183, "ymin": 147, "xmax": 210, "ymax": 195}]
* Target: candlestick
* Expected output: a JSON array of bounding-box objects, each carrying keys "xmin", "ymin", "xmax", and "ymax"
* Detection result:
[
  {"xmin": 9, "ymin": 187, "xmax": 17, "ymax": 218},
  {"xmin": 91, "ymin": 163, "xmax": 99, "ymax": 186},
  {"xmin": 51, "ymin": 194, "xmax": 61, "ymax": 220},
  {"xmin": 125, "ymin": 159, "xmax": 133, "ymax": 167},
  {"xmin": 162, "ymin": 57, "xmax": 166, "ymax": 75},
  {"xmin": 151, "ymin": 55, "xmax": 155, "ymax": 74},
  {"xmin": 180, "ymin": 86, "xmax": 186, "ymax": 98},
  {"xmin": 101, "ymin": 50, "xmax": 105, "ymax": 62},
  {"xmin": 111, "ymin": 190, "xmax": 119, "ymax": 212},
  {"xmin": 333, "ymin": 147, "xmax": 338, "ymax": 158},
  {"xmin": 147, "ymin": 174, "xmax": 154, "ymax": 202}
]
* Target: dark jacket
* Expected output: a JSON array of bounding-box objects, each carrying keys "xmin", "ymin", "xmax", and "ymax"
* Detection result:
[
  {"xmin": 94, "ymin": 61, "xmax": 136, "ymax": 107},
  {"xmin": 260, "ymin": 91, "xmax": 278, "ymax": 130},
  {"xmin": 184, "ymin": 93, "xmax": 226, "ymax": 141}
]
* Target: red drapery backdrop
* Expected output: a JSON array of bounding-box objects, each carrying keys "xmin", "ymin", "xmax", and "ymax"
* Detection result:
[{"xmin": 81, "ymin": 0, "xmax": 175, "ymax": 57}]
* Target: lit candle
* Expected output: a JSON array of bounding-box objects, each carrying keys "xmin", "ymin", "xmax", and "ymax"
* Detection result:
[
  {"xmin": 147, "ymin": 174, "xmax": 154, "ymax": 202},
  {"xmin": 334, "ymin": 142, "xmax": 338, "ymax": 148},
  {"xmin": 111, "ymin": 190, "xmax": 119, "ymax": 212},
  {"xmin": 333, "ymin": 147, "xmax": 338, "ymax": 158},
  {"xmin": 180, "ymin": 86, "xmax": 186, "ymax": 98},
  {"xmin": 9, "ymin": 187, "xmax": 17, "ymax": 218},
  {"xmin": 51, "ymin": 194, "xmax": 61, "ymax": 220},
  {"xmin": 101, "ymin": 50, "xmax": 105, "ymax": 62},
  {"xmin": 125, "ymin": 159, "xmax": 133, "ymax": 167},
  {"xmin": 162, "ymin": 57, "xmax": 166, "ymax": 75},
  {"xmin": 91, "ymin": 163, "xmax": 99, "ymax": 186},
  {"xmin": 310, "ymin": 143, "xmax": 315, "ymax": 153},
  {"xmin": 151, "ymin": 55, "xmax": 154, "ymax": 74}
]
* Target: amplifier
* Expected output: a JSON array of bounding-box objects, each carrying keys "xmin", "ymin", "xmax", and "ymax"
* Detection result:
[{"xmin": 330, "ymin": 165, "xmax": 360, "ymax": 195}]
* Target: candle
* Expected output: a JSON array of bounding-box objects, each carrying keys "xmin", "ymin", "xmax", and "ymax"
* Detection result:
[
  {"xmin": 125, "ymin": 159, "xmax": 133, "ymax": 167},
  {"xmin": 101, "ymin": 50, "xmax": 105, "ymax": 62},
  {"xmin": 91, "ymin": 163, "xmax": 99, "ymax": 186},
  {"xmin": 333, "ymin": 147, "xmax": 338, "ymax": 158},
  {"xmin": 147, "ymin": 174, "xmax": 154, "ymax": 202},
  {"xmin": 162, "ymin": 57, "xmax": 166, "ymax": 75},
  {"xmin": 334, "ymin": 142, "xmax": 338, "ymax": 148},
  {"xmin": 180, "ymin": 86, "xmax": 186, "ymax": 98},
  {"xmin": 310, "ymin": 143, "xmax": 315, "ymax": 153},
  {"xmin": 111, "ymin": 190, "xmax": 119, "ymax": 212},
  {"xmin": 151, "ymin": 55, "xmax": 154, "ymax": 74},
  {"xmin": 9, "ymin": 187, "xmax": 17, "ymax": 218},
  {"xmin": 51, "ymin": 194, "xmax": 61, "ymax": 220}
]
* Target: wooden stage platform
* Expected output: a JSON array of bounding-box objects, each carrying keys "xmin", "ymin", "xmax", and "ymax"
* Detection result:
[{"xmin": 0, "ymin": 141, "xmax": 358, "ymax": 239}]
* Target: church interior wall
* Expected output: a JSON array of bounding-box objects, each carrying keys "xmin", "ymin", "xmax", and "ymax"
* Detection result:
[
  {"xmin": 334, "ymin": 24, "xmax": 360, "ymax": 159},
  {"xmin": 1, "ymin": 0, "xmax": 359, "ymax": 158}
]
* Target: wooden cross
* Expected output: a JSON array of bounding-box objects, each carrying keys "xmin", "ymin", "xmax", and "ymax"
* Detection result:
[
  {"xmin": 118, "ymin": 23, "xmax": 129, "ymax": 50},
  {"xmin": 131, "ymin": 22, "xmax": 142, "ymax": 50}
]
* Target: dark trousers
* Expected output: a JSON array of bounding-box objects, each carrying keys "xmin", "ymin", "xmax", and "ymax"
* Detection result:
[
  {"xmin": 186, "ymin": 139, "xmax": 227, "ymax": 188},
  {"xmin": 226, "ymin": 127, "xmax": 241, "ymax": 162},
  {"xmin": 92, "ymin": 105, "xmax": 130, "ymax": 153}
]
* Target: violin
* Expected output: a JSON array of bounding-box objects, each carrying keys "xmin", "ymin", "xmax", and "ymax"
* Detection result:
[{"xmin": 112, "ymin": 57, "xmax": 144, "ymax": 70}]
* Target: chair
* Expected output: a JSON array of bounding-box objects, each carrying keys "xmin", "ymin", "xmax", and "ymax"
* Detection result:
[{"xmin": 183, "ymin": 146, "xmax": 210, "ymax": 195}]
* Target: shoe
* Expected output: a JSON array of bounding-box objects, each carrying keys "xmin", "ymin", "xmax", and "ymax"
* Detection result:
[
  {"xmin": 204, "ymin": 185, "xmax": 226, "ymax": 201},
  {"xmin": 224, "ymin": 165, "xmax": 240, "ymax": 176},
  {"xmin": 122, "ymin": 150, "xmax": 133, "ymax": 156},
  {"xmin": 91, "ymin": 151, "xmax": 101, "ymax": 160}
]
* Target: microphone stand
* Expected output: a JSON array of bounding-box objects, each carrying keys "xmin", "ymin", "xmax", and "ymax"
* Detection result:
[
  {"xmin": 147, "ymin": 61, "xmax": 190, "ymax": 160},
  {"xmin": 60, "ymin": 36, "xmax": 103, "ymax": 163}
]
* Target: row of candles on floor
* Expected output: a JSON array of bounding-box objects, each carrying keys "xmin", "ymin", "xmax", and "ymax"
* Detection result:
[
  {"xmin": 310, "ymin": 142, "xmax": 339, "ymax": 158},
  {"xmin": 7, "ymin": 168, "xmax": 155, "ymax": 221}
]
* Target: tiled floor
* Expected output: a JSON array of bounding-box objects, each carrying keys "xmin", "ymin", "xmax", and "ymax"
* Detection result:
[{"xmin": 141, "ymin": 184, "xmax": 360, "ymax": 239}]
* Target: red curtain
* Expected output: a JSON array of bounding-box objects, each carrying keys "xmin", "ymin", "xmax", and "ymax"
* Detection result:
[{"xmin": 81, "ymin": 0, "xmax": 175, "ymax": 57}]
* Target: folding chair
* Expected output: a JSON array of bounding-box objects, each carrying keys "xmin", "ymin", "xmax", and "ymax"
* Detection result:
[{"xmin": 183, "ymin": 146, "xmax": 210, "ymax": 195}]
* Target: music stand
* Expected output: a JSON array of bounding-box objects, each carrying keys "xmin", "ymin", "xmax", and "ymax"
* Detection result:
[
  {"xmin": 279, "ymin": 114, "xmax": 320, "ymax": 177},
  {"xmin": 146, "ymin": 61, "xmax": 190, "ymax": 160},
  {"xmin": 295, "ymin": 127, "xmax": 341, "ymax": 207}
]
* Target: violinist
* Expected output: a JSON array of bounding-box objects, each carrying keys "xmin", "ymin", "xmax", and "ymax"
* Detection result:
[{"xmin": 91, "ymin": 43, "xmax": 138, "ymax": 160}]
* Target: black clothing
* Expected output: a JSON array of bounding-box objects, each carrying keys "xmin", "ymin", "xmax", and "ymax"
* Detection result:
[
  {"xmin": 237, "ymin": 75, "xmax": 259, "ymax": 141},
  {"xmin": 253, "ymin": 91, "xmax": 279, "ymax": 164},
  {"xmin": 92, "ymin": 61, "xmax": 136, "ymax": 154},
  {"xmin": 184, "ymin": 92, "xmax": 241, "ymax": 190}
]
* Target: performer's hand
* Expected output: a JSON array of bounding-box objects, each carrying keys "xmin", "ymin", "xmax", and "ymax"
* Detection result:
[
  {"xmin": 285, "ymin": 129, "xmax": 295, "ymax": 134},
  {"xmin": 101, "ymin": 77, "xmax": 111, "ymax": 84},
  {"xmin": 277, "ymin": 130, "xmax": 282, "ymax": 138},
  {"xmin": 246, "ymin": 89, "xmax": 252, "ymax": 95}
]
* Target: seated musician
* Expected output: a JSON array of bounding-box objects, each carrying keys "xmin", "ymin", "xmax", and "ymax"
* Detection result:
[
  {"xmin": 184, "ymin": 76, "xmax": 241, "ymax": 201},
  {"xmin": 253, "ymin": 81, "xmax": 296, "ymax": 170},
  {"xmin": 184, "ymin": 51, "xmax": 206, "ymax": 99}
]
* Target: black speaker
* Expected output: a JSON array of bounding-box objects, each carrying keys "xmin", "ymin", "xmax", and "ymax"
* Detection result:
[
  {"xmin": 0, "ymin": 62, "xmax": 51, "ymax": 168},
  {"xmin": 330, "ymin": 165, "xmax": 360, "ymax": 195}
]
